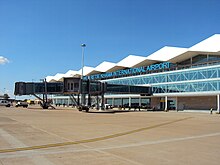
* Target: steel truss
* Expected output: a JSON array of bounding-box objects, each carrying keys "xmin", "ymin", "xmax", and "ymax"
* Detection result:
[{"xmin": 105, "ymin": 65, "xmax": 220, "ymax": 94}]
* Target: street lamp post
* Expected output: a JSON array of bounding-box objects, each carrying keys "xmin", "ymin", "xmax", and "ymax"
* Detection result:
[{"xmin": 81, "ymin": 43, "xmax": 86, "ymax": 106}]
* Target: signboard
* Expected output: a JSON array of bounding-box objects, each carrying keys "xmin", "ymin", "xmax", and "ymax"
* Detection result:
[{"xmin": 87, "ymin": 62, "xmax": 171, "ymax": 80}]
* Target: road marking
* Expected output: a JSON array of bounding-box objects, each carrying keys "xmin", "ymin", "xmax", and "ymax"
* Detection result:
[
  {"xmin": 0, "ymin": 117, "xmax": 192, "ymax": 154},
  {"xmin": 35, "ymin": 124, "xmax": 144, "ymax": 165},
  {"xmin": 99, "ymin": 132, "xmax": 220, "ymax": 150},
  {"xmin": 0, "ymin": 129, "xmax": 54, "ymax": 165},
  {"xmin": 1, "ymin": 131, "xmax": 220, "ymax": 159},
  {"xmin": 0, "ymin": 129, "xmax": 26, "ymax": 148}
]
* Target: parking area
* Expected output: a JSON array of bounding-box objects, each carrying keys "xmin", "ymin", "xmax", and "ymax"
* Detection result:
[{"xmin": 0, "ymin": 106, "xmax": 220, "ymax": 165}]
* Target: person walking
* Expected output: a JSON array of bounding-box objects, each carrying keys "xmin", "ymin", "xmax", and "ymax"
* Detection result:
[{"xmin": 210, "ymin": 108, "xmax": 213, "ymax": 114}]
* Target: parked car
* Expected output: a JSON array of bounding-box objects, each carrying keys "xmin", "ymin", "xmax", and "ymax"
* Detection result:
[
  {"xmin": 104, "ymin": 104, "xmax": 113, "ymax": 109},
  {"xmin": 15, "ymin": 102, "xmax": 28, "ymax": 108},
  {"xmin": 0, "ymin": 99, "xmax": 12, "ymax": 107}
]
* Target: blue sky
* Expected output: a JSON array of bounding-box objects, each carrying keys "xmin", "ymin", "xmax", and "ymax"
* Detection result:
[{"xmin": 0, "ymin": 0, "xmax": 220, "ymax": 98}]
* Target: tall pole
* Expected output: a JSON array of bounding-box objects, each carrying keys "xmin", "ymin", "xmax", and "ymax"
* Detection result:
[
  {"xmin": 81, "ymin": 44, "xmax": 86, "ymax": 106},
  {"xmin": 44, "ymin": 78, "xmax": 47, "ymax": 103}
]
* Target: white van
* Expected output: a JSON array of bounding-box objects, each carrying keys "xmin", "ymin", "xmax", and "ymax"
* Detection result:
[{"xmin": 0, "ymin": 100, "xmax": 12, "ymax": 107}]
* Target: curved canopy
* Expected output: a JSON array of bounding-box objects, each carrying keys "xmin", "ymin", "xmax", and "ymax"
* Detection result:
[{"xmin": 46, "ymin": 34, "xmax": 220, "ymax": 82}]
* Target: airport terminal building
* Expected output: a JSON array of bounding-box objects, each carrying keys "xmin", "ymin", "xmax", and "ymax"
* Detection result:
[{"xmin": 47, "ymin": 34, "xmax": 220, "ymax": 112}]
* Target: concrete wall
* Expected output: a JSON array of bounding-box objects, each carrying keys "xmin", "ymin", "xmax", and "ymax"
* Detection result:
[
  {"xmin": 177, "ymin": 96, "xmax": 217, "ymax": 110},
  {"xmin": 151, "ymin": 96, "xmax": 217, "ymax": 110},
  {"xmin": 151, "ymin": 97, "xmax": 161, "ymax": 110}
]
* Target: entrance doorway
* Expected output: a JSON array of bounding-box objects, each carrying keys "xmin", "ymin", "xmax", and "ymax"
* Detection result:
[{"xmin": 160, "ymin": 98, "xmax": 176, "ymax": 110}]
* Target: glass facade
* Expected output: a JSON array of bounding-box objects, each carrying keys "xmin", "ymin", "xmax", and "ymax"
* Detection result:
[
  {"xmin": 178, "ymin": 54, "xmax": 220, "ymax": 66},
  {"xmin": 106, "ymin": 98, "xmax": 113, "ymax": 105},
  {"xmin": 105, "ymin": 65, "xmax": 220, "ymax": 94},
  {"xmin": 106, "ymin": 98, "xmax": 150, "ymax": 108},
  {"xmin": 48, "ymin": 54, "xmax": 220, "ymax": 110},
  {"xmin": 113, "ymin": 98, "xmax": 122, "ymax": 106}
]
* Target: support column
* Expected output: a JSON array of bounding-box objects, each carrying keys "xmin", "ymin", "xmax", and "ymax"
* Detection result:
[
  {"xmin": 139, "ymin": 97, "xmax": 141, "ymax": 106},
  {"xmin": 88, "ymin": 94, "xmax": 91, "ymax": 107},
  {"xmin": 101, "ymin": 94, "xmax": 104, "ymax": 110},
  {"xmin": 96, "ymin": 95, "xmax": 99, "ymax": 110},
  {"xmin": 165, "ymin": 96, "xmax": 168, "ymax": 111},
  {"xmin": 77, "ymin": 94, "xmax": 80, "ymax": 106},
  {"xmin": 176, "ymin": 97, "xmax": 178, "ymax": 111},
  {"xmin": 82, "ymin": 94, "xmax": 86, "ymax": 105},
  {"xmin": 129, "ymin": 97, "xmax": 131, "ymax": 106},
  {"xmin": 217, "ymin": 94, "xmax": 220, "ymax": 113}
]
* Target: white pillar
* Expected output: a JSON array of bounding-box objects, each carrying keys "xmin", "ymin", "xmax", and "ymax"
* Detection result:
[
  {"xmin": 139, "ymin": 97, "xmax": 141, "ymax": 106},
  {"xmin": 165, "ymin": 96, "xmax": 168, "ymax": 111},
  {"xmin": 176, "ymin": 97, "xmax": 178, "ymax": 111},
  {"xmin": 217, "ymin": 95, "xmax": 220, "ymax": 113},
  {"xmin": 129, "ymin": 97, "xmax": 131, "ymax": 107}
]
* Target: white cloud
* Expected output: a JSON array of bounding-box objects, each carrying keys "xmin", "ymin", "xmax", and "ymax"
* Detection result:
[{"xmin": 0, "ymin": 56, "xmax": 9, "ymax": 65}]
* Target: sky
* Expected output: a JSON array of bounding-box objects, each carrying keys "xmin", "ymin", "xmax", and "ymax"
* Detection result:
[{"xmin": 0, "ymin": 0, "xmax": 220, "ymax": 98}]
